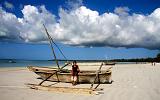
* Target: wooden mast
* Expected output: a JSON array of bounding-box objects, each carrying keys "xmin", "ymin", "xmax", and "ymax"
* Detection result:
[{"xmin": 43, "ymin": 24, "xmax": 60, "ymax": 70}]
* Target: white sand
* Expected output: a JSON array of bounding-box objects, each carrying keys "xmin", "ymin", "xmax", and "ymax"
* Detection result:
[{"xmin": 0, "ymin": 63, "xmax": 160, "ymax": 100}]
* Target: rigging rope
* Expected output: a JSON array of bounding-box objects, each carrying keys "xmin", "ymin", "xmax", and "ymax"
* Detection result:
[
  {"xmin": 48, "ymin": 34, "xmax": 68, "ymax": 61},
  {"xmin": 43, "ymin": 24, "xmax": 68, "ymax": 61}
]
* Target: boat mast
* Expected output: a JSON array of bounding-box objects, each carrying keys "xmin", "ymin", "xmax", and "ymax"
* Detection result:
[{"xmin": 43, "ymin": 24, "xmax": 60, "ymax": 70}]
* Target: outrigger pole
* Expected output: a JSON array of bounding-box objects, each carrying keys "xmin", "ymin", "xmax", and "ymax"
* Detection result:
[
  {"xmin": 38, "ymin": 63, "xmax": 69, "ymax": 85},
  {"xmin": 90, "ymin": 62, "xmax": 103, "ymax": 89},
  {"xmin": 43, "ymin": 24, "xmax": 60, "ymax": 70}
]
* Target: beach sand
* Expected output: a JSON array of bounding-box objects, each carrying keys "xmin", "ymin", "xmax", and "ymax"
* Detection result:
[{"xmin": 0, "ymin": 63, "xmax": 160, "ymax": 100}]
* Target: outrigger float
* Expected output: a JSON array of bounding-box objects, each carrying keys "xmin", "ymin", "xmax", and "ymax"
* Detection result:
[{"xmin": 26, "ymin": 24, "xmax": 112, "ymax": 95}]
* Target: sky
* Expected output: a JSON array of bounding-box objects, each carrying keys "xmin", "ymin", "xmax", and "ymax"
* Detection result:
[{"xmin": 0, "ymin": 0, "xmax": 160, "ymax": 60}]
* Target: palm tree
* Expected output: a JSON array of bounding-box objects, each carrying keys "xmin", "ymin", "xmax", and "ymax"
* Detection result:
[{"xmin": 157, "ymin": 53, "xmax": 160, "ymax": 58}]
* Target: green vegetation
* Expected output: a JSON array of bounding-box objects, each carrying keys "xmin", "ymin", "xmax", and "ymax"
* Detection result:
[
  {"xmin": 109, "ymin": 52, "xmax": 160, "ymax": 63},
  {"xmin": 157, "ymin": 53, "xmax": 160, "ymax": 59}
]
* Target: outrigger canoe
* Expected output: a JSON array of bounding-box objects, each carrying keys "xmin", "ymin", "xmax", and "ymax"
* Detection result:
[{"xmin": 27, "ymin": 66, "xmax": 112, "ymax": 84}]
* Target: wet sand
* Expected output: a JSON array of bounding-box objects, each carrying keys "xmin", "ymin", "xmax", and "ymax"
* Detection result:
[{"xmin": 0, "ymin": 63, "xmax": 160, "ymax": 100}]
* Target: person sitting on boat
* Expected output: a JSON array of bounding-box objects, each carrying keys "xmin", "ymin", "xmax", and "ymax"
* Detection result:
[{"xmin": 71, "ymin": 60, "xmax": 80, "ymax": 85}]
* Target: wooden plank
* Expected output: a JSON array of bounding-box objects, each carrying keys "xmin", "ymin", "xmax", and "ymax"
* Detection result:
[{"xmin": 26, "ymin": 83, "xmax": 101, "ymax": 95}]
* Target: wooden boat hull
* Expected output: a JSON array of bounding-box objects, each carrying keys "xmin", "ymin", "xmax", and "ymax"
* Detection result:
[{"xmin": 27, "ymin": 66, "xmax": 112, "ymax": 84}]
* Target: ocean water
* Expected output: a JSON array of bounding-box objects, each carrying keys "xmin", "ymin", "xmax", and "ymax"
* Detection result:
[
  {"xmin": 0, "ymin": 60, "xmax": 66, "ymax": 68},
  {"xmin": 0, "ymin": 59, "xmax": 138, "ymax": 68}
]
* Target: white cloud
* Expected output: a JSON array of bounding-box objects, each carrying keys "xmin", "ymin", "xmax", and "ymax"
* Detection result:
[
  {"xmin": 19, "ymin": 5, "xmax": 57, "ymax": 42},
  {"xmin": 0, "ymin": 5, "xmax": 160, "ymax": 49},
  {"xmin": 0, "ymin": 7, "xmax": 21, "ymax": 41},
  {"xmin": 56, "ymin": 6, "xmax": 160, "ymax": 49}
]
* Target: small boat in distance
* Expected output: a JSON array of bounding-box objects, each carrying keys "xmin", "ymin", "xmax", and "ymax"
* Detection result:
[{"xmin": 8, "ymin": 60, "xmax": 16, "ymax": 63}]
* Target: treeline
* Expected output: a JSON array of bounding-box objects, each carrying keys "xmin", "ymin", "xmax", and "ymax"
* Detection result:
[
  {"xmin": 56, "ymin": 53, "xmax": 160, "ymax": 63},
  {"xmin": 110, "ymin": 53, "xmax": 160, "ymax": 62},
  {"xmin": 110, "ymin": 58, "xmax": 159, "ymax": 62}
]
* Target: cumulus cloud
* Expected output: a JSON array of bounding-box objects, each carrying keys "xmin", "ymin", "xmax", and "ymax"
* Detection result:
[
  {"xmin": 19, "ymin": 5, "xmax": 57, "ymax": 42},
  {"xmin": 0, "ymin": 5, "xmax": 160, "ymax": 50},
  {"xmin": 56, "ymin": 6, "xmax": 160, "ymax": 49},
  {"xmin": 0, "ymin": 7, "xmax": 21, "ymax": 42}
]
